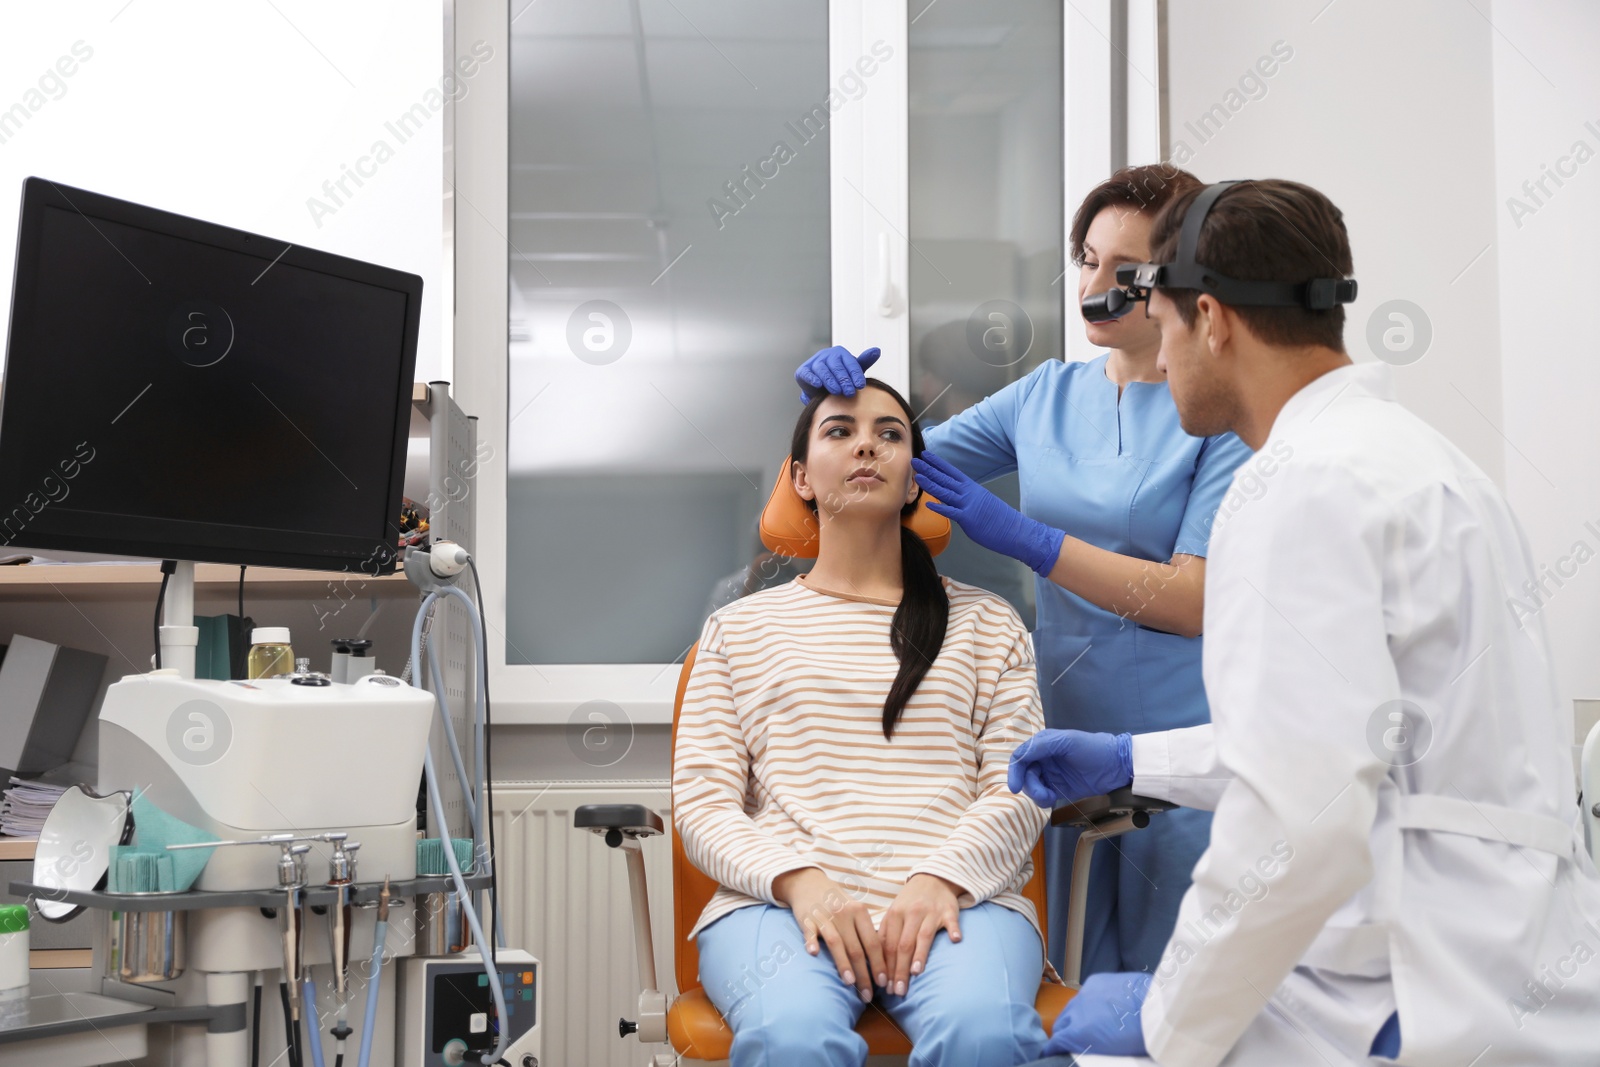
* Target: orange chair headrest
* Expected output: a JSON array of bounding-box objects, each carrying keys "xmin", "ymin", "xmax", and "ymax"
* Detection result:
[{"xmin": 758, "ymin": 455, "xmax": 950, "ymax": 559}]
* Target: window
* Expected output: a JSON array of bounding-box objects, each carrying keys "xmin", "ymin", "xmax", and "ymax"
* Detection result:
[
  {"xmin": 907, "ymin": 0, "xmax": 1063, "ymax": 626},
  {"xmin": 505, "ymin": 0, "xmax": 831, "ymax": 664}
]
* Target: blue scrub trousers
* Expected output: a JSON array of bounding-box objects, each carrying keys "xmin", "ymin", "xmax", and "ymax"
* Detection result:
[{"xmin": 697, "ymin": 901, "xmax": 1049, "ymax": 1067}]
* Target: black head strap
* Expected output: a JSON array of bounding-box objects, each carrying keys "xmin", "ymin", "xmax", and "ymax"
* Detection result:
[{"xmin": 1133, "ymin": 180, "xmax": 1357, "ymax": 310}]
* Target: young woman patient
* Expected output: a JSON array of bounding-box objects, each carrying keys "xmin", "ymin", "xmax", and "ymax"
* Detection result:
[{"xmin": 674, "ymin": 379, "xmax": 1051, "ymax": 1067}]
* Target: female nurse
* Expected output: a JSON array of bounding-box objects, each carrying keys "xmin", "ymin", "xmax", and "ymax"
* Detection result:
[{"xmin": 794, "ymin": 164, "xmax": 1252, "ymax": 978}]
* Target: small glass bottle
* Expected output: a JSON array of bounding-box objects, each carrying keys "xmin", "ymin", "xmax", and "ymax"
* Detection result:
[
  {"xmin": 0, "ymin": 904, "xmax": 27, "ymax": 1026},
  {"xmin": 247, "ymin": 627, "xmax": 295, "ymax": 679}
]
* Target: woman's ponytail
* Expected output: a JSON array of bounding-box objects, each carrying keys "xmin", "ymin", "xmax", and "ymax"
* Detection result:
[{"xmin": 883, "ymin": 522, "xmax": 948, "ymax": 739}]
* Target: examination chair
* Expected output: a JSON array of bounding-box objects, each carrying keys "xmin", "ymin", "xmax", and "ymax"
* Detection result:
[{"xmin": 574, "ymin": 456, "xmax": 1172, "ymax": 1064}]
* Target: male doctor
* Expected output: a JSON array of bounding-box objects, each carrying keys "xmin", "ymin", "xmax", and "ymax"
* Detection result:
[{"xmin": 1012, "ymin": 179, "xmax": 1600, "ymax": 1066}]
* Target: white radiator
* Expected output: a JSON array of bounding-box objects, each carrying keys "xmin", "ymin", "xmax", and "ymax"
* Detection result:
[{"xmin": 491, "ymin": 781, "xmax": 678, "ymax": 1067}]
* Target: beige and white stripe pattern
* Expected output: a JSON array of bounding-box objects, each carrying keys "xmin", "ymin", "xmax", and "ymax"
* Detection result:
[{"xmin": 674, "ymin": 574, "xmax": 1049, "ymax": 943}]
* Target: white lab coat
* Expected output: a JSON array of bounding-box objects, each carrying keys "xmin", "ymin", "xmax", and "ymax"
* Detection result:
[{"xmin": 1078, "ymin": 363, "xmax": 1600, "ymax": 1067}]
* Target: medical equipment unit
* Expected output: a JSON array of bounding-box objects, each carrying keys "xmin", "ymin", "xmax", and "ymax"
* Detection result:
[
  {"xmin": 397, "ymin": 948, "xmax": 541, "ymax": 1067},
  {"xmin": 0, "ymin": 179, "xmax": 533, "ymax": 1067},
  {"xmin": 573, "ymin": 457, "xmax": 1175, "ymax": 1065},
  {"xmin": 1079, "ymin": 179, "xmax": 1359, "ymax": 324}
]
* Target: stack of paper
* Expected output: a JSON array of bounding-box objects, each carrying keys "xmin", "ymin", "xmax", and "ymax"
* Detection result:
[{"xmin": 0, "ymin": 775, "xmax": 69, "ymax": 839}]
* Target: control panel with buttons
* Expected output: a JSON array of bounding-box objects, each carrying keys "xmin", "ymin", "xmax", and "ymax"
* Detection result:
[{"xmin": 398, "ymin": 949, "xmax": 541, "ymax": 1067}]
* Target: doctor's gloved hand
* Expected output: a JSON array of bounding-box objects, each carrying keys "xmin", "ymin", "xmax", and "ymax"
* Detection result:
[
  {"xmin": 911, "ymin": 451, "xmax": 1065, "ymax": 576},
  {"xmin": 1044, "ymin": 971, "xmax": 1152, "ymax": 1057},
  {"xmin": 1008, "ymin": 729, "xmax": 1133, "ymax": 808},
  {"xmin": 795, "ymin": 345, "xmax": 882, "ymax": 403}
]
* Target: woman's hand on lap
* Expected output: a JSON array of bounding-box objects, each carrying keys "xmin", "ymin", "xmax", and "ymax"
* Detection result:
[
  {"xmin": 773, "ymin": 867, "xmax": 886, "ymax": 1003},
  {"xmin": 880, "ymin": 873, "xmax": 964, "ymax": 997}
]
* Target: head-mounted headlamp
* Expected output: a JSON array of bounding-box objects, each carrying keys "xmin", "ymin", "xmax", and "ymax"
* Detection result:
[{"xmin": 1081, "ymin": 180, "xmax": 1358, "ymax": 324}]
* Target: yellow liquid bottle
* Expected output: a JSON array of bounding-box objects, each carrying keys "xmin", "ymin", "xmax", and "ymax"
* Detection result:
[{"xmin": 246, "ymin": 627, "xmax": 295, "ymax": 680}]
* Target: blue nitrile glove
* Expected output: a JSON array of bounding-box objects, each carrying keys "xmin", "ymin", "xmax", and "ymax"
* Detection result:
[
  {"xmin": 1008, "ymin": 729, "xmax": 1133, "ymax": 808},
  {"xmin": 1045, "ymin": 972, "xmax": 1152, "ymax": 1057},
  {"xmin": 911, "ymin": 451, "xmax": 1065, "ymax": 576},
  {"xmin": 795, "ymin": 345, "xmax": 882, "ymax": 403}
]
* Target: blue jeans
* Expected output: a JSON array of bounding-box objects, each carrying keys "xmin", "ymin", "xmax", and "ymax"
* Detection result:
[{"xmin": 697, "ymin": 901, "xmax": 1049, "ymax": 1067}]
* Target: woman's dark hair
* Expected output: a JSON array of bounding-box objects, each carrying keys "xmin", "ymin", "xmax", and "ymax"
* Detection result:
[
  {"xmin": 1069, "ymin": 163, "xmax": 1204, "ymax": 266},
  {"xmin": 790, "ymin": 379, "xmax": 948, "ymax": 740}
]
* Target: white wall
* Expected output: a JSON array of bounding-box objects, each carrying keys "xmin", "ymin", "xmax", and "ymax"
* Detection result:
[
  {"xmin": 1164, "ymin": 0, "xmax": 1506, "ymax": 484},
  {"xmin": 0, "ymin": 1, "xmax": 449, "ymax": 382},
  {"xmin": 1491, "ymin": 0, "xmax": 1600, "ymax": 719},
  {"xmin": 1165, "ymin": 0, "xmax": 1600, "ymax": 722}
]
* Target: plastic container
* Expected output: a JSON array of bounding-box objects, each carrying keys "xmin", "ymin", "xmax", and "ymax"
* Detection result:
[
  {"xmin": 0, "ymin": 904, "xmax": 27, "ymax": 1024},
  {"xmin": 246, "ymin": 627, "xmax": 295, "ymax": 680}
]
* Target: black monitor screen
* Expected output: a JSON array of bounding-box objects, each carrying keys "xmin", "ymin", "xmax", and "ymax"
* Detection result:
[{"xmin": 0, "ymin": 178, "xmax": 422, "ymax": 573}]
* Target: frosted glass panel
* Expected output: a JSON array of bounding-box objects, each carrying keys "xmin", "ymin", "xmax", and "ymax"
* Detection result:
[
  {"xmin": 908, "ymin": 0, "xmax": 1063, "ymax": 628},
  {"xmin": 507, "ymin": 0, "xmax": 829, "ymax": 664}
]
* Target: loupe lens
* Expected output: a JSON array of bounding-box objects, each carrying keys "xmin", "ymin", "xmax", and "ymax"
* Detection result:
[{"xmin": 1081, "ymin": 287, "xmax": 1133, "ymax": 323}]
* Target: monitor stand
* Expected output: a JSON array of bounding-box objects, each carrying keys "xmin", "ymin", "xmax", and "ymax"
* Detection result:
[{"xmin": 157, "ymin": 559, "xmax": 198, "ymax": 679}]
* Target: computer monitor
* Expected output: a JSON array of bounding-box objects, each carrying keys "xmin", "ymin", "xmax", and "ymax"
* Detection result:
[{"xmin": 0, "ymin": 177, "xmax": 422, "ymax": 573}]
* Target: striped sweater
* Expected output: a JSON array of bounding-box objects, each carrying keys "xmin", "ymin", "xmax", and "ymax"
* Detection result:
[{"xmin": 673, "ymin": 573, "xmax": 1049, "ymax": 946}]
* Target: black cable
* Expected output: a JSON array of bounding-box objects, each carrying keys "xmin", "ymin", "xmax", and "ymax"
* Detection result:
[
  {"xmin": 251, "ymin": 980, "xmax": 262, "ymax": 1067},
  {"xmin": 467, "ymin": 557, "xmax": 500, "ymax": 958},
  {"xmin": 239, "ymin": 565, "xmax": 246, "ymax": 619},
  {"xmin": 154, "ymin": 560, "xmax": 177, "ymax": 671},
  {"xmin": 278, "ymin": 982, "xmax": 298, "ymax": 1067}
]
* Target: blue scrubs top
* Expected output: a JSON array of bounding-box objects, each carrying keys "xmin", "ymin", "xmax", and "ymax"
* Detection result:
[{"xmin": 923, "ymin": 353, "xmax": 1252, "ymax": 737}]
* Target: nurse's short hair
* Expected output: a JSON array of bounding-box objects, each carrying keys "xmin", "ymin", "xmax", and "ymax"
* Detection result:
[
  {"xmin": 1148, "ymin": 179, "xmax": 1354, "ymax": 352},
  {"xmin": 1069, "ymin": 163, "xmax": 1204, "ymax": 266}
]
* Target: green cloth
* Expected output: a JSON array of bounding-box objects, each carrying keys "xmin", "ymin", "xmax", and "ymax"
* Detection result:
[
  {"xmin": 416, "ymin": 837, "xmax": 474, "ymax": 875},
  {"xmin": 129, "ymin": 790, "xmax": 218, "ymax": 891},
  {"xmin": 194, "ymin": 615, "xmax": 242, "ymax": 681},
  {"xmin": 108, "ymin": 846, "xmax": 174, "ymax": 893}
]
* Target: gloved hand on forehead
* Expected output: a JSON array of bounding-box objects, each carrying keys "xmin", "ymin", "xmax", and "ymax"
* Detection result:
[{"xmin": 795, "ymin": 345, "xmax": 882, "ymax": 403}]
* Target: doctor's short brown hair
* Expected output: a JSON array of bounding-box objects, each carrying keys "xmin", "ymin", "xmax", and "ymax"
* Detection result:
[{"xmin": 1148, "ymin": 179, "xmax": 1354, "ymax": 352}]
